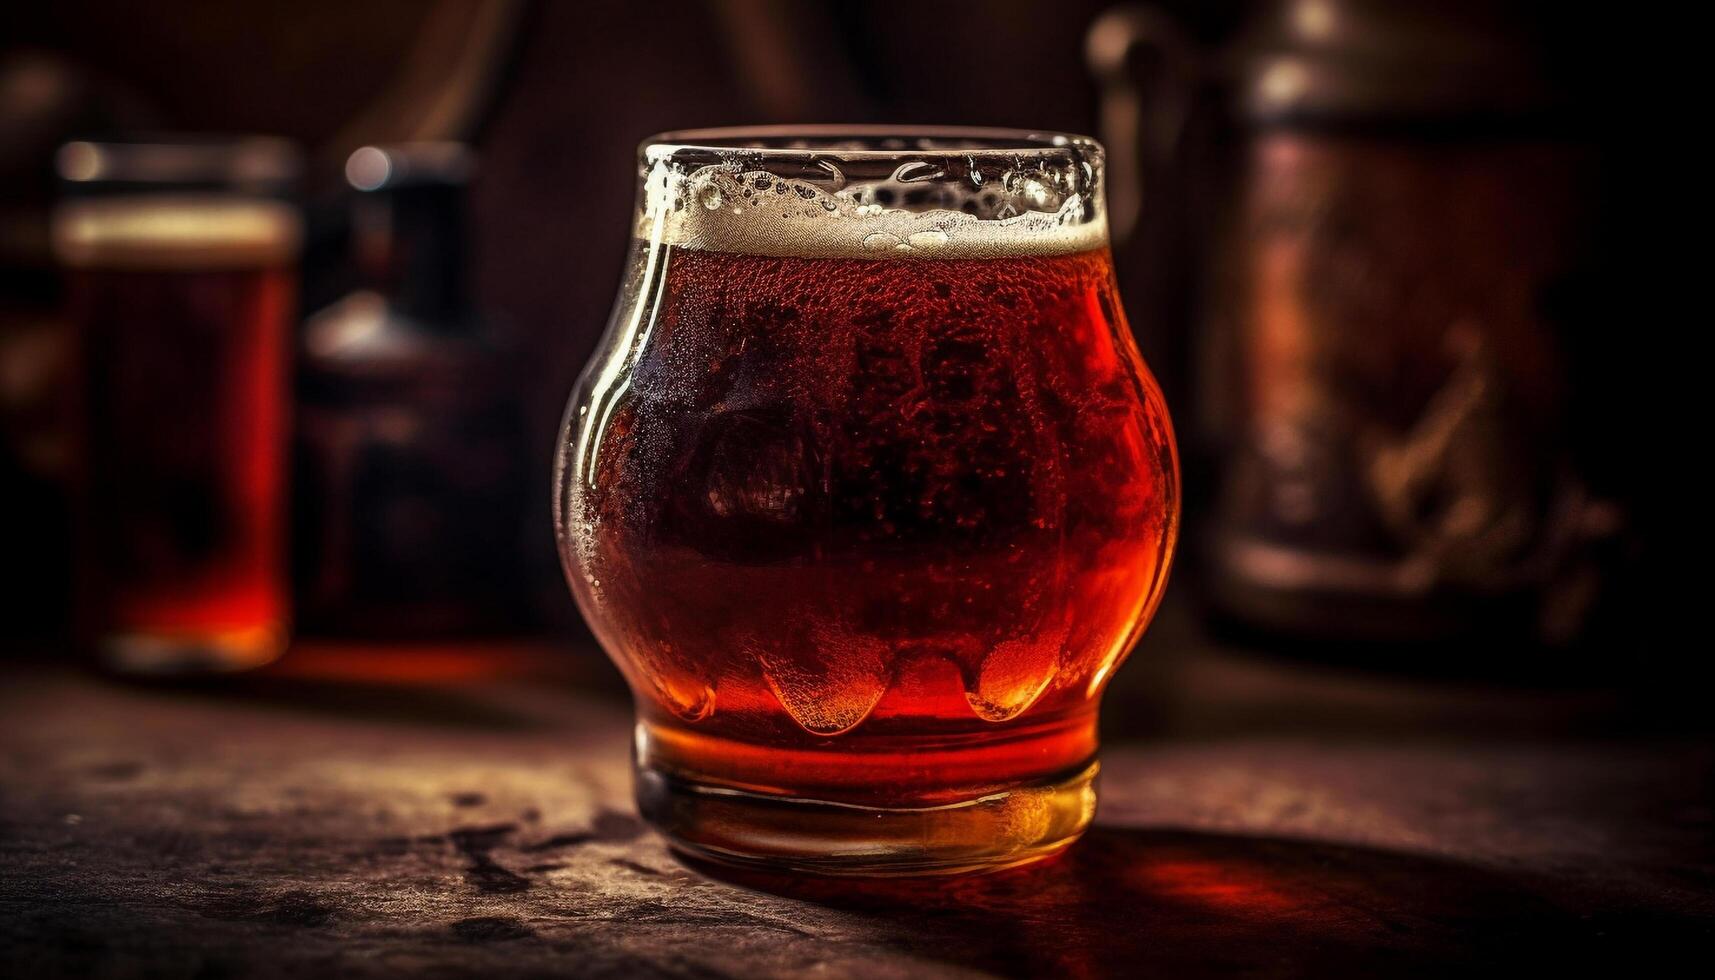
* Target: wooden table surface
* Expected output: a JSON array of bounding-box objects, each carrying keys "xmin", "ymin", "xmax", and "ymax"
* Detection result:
[{"xmin": 3, "ymin": 609, "xmax": 1712, "ymax": 978}]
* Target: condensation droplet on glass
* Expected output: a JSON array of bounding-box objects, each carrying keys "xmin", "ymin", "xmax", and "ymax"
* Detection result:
[
  {"xmin": 891, "ymin": 161, "xmax": 945, "ymax": 184},
  {"xmin": 815, "ymin": 158, "xmax": 847, "ymax": 190}
]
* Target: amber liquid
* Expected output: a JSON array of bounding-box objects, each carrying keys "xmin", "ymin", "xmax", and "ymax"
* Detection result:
[
  {"xmin": 567, "ymin": 245, "xmax": 1178, "ymax": 819},
  {"xmin": 70, "ymin": 262, "xmax": 293, "ymax": 671}
]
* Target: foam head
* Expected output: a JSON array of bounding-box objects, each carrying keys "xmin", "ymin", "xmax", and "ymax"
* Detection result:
[
  {"xmin": 52, "ymin": 137, "xmax": 302, "ymax": 269},
  {"xmin": 636, "ymin": 127, "xmax": 1109, "ymax": 260},
  {"xmin": 53, "ymin": 195, "xmax": 302, "ymax": 269}
]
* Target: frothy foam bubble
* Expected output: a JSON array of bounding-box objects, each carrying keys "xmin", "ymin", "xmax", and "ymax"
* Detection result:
[{"xmin": 640, "ymin": 161, "xmax": 1107, "ymax": 260}]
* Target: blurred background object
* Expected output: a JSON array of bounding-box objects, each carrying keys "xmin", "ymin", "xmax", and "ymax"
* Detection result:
[
  {"xmin": 296, "ymin": 142, "xmax": 528, "ymax": 637},
  {"xmin": 0, "ymin": 48, "xmax": 158, "ymax": 640},
  {"xmin": 54, "ymin": 136, "xmax": 302, "ymax": 674},
  {"xmin": 4, "ymin": 0, "xmax": 1232, "ymax": 660},
  {"xmin": 0, "ymin": 0, "xmax": 1676, "ymax": 677},
  {"xmin": 1093, "ymin": 0, "xmax": 1652, "ymax": 664}
]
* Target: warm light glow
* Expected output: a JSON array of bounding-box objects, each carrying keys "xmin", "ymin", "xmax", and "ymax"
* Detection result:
[
  {"xmin": 346, "ymin": 146, "xmax": 393, "ymax": 191},
  {"xmin": 56, "ymin": 141, "xmax": 103, "ymax": 182},
  {"xmin": 52, "ymin": 196, "xmax": 302, "ymax": 268}
]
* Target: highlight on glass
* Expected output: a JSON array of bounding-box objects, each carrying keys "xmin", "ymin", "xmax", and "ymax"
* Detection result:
[{"xmin": 554, "ymin": 127, "xmax": 1179, "ymax": 875}]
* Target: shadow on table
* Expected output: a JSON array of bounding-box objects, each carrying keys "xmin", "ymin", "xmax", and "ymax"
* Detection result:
[
  {"xmin": 686, "ymin": 825, "xmax": 1703, "ymax": 978},
  {"xmin": 86, "ymin": 640, "xmax": 633, "ymax": 733},
  {"xmin": 137, "ymin": 675, "xmax": 549, "ymax": 730}
]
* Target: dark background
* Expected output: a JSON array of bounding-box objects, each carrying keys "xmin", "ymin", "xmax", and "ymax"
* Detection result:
[
  {"xmin": 3, "ymin": 0, "xmax": 1250, "ymax": 642},
  {"xmin": 2, "ymin": 0, "xmax": 1682, "ymax": 655}
]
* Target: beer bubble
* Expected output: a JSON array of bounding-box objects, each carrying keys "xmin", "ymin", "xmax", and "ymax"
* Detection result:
[
  {"xmin": 1004, "ymin": 169, "xmax": 1065, "ymax": 212},
  {"xmin": 907, "ymin": 229, "xmax": 950, "ymax": 249}
]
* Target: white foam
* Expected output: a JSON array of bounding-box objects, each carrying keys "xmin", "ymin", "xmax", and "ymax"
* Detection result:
[
  {"xmin": 53, "ymin": 195, "xmax": 301, "ymax": 269},
  {"xmin": 638, "ymin": 161, "xmax": 1108, "ymax": 260}
]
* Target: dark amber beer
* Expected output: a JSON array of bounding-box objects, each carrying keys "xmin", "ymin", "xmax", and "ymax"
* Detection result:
[
  {"xmin": 56, "ymin": 141, "xmax": 300, "ymax": 674},
  {"xmin": 557, "ymin": 130, "xmax": 1178, "ymax": 873}
]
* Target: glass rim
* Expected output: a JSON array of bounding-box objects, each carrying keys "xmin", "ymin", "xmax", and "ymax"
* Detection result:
[
  {"xmin": 634, "ymin": 126, "xmax": 1109, "ymax": 259},
  {"xmin": 641, "ymin": 125, "xmax": 1102, "ymax": 160}
]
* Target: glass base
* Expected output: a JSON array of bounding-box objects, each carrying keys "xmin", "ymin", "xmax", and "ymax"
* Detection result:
[
  {"xmin": 636, "ymin": 759, "xmax": 1098, "ymax": 877},
  {"xmin": 98, "ymin": 623, "xmax": 287, "ymax": 676}
]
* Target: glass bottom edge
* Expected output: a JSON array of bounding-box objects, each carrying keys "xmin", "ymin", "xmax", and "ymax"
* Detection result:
[{"xmin": 636, "ymin": 758, "xmax": 1099, "ymax": 877}]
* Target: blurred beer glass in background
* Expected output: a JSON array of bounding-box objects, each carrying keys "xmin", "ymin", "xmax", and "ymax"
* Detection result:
[{"xmin": 53, "ymin": 137, "xmax": 301, "ymax": 675}]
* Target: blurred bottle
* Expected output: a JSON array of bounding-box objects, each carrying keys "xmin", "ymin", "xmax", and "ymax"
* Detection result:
[
  {"xmin": 296, "ymin": 143, "xmax": 527, "ymax": 637},
  {"xmin": 1093, "ymin": 0, "xmax": 1632, "ymax": 653},
  {"xmin": 53, "ymin": 137, "xmax": 302, "ymax": 674}
]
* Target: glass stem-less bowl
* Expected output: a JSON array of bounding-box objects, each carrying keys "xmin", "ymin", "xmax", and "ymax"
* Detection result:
[{"xmin": 555, "ymin": 127, "xmax": 1179, "ymax": 875}]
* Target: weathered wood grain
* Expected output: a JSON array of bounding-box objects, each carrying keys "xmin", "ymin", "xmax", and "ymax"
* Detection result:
[{"xmin": 2, "ymin": 636, "xmax": 1710, "ymax": 978}]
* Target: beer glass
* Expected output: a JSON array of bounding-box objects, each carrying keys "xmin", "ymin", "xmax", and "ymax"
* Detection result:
[
  {"xmin": 555, "ymin": 128, "xmax": 1178, "ymax": 874},
  {"xmin": 55, "ymin": 138, "xmax": 301, "ymax": 674}
]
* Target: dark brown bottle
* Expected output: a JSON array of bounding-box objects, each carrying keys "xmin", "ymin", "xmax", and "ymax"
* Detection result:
[{"xmin": 297, "ymin": 143, "xmax": 527, "ymax": 637}]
